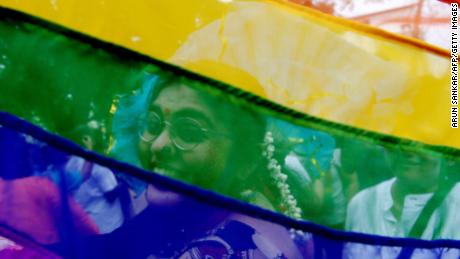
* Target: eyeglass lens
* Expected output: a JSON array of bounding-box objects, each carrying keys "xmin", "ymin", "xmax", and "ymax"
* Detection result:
[{"xmin": 139, "ymin": 113, "xmax": 208, "ymax": 150}]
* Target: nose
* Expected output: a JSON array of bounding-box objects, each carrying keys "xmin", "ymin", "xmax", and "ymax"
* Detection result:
[{"xmin": 150, "ymin": 129, "xmax": 173, "ymax": 154}]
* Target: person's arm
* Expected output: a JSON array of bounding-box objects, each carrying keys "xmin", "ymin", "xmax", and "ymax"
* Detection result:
[
  {"xmin": 42, "ymin": 174, "xmax": 100, "ymax": 235},
  {"xmin": 67, "ymin": 198, "xmax": 100, "ymax": 235}
]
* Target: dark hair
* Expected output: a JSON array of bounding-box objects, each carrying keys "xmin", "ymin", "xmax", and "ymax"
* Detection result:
[{"xmin": 66, "ymin": 124, "xmax": 105, "ymax": 153}]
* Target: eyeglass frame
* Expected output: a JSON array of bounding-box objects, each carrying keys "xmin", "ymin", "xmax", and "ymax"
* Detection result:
[{"xmin": 136, "ymin": 112, "xmax": 230, "ymax": 151}]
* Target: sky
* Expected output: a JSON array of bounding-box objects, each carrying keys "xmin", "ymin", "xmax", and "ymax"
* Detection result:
[{"xmin": 321, "ymin": 0, "xmax": 451, "ymax": 49}]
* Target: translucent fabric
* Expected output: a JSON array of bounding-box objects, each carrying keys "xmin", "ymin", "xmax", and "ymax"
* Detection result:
[
  {"xmin": 0, "ymin": 0, "xmax": 453, "ymax": 149},
  {"xmin": 1, "ymin": 6, "xmax": 460, "ymax": 244},
  {"xmin": 1, "ymin": 112, "xmax": 460, "ymax": 259}
]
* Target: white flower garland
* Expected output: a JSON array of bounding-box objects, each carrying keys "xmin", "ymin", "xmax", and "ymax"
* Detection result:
[{"xmin": 262, "ymin": 131, "xmax": 302, "ymax": 220}]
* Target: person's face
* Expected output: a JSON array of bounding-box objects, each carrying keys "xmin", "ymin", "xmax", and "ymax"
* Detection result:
[
  {"xmin": 82, "ymin": 134, "xmax": 94, "ymax": 151},
  {"xmin": 138, "ymin": 84, "xmax": 232, "ymax": 189},
  {"xmin": 390, "ymin": 150, "xmax": 441, "ymax": 193}
]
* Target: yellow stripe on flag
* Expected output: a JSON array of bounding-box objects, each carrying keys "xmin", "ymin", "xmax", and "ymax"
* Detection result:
[{"xmin": 0, "ymin": 0, "xmax": 453, "ymax": 148}]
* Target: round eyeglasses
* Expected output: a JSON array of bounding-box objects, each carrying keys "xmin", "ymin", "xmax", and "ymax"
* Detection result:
[{"xmin": 137, "ymin": 112, "xmax": 211, "ymax": 151}]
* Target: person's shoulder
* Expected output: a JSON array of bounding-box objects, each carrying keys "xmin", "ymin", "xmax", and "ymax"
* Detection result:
[
  {"xmin": 346, "ymin": 178, "xmax": 394, "ymax": 231},
  {"xmin": 91, "ymin": 164, "xmax": 117, "ymax": 182},
  {"xmin": 92, "ymin": 164, "xmax": 114, "ymax": 176},
  {"xmin": 445, "ymin": 182, "xmax": 460, "ymax": 203},
  {"xmin": 66, "ymin": 155, "xmax": 85, "ymax": 164},
  {"xmin": 449, "ymin": 182, "xmax": 460, "ymax": 194},
  {"xmin": 349, "ymin": 178, "xmax": 394, "ymax": 206}
]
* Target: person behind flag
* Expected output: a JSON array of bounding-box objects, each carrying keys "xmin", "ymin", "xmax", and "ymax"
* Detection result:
[{"xmin": 346, "ymin": 147, "xmax": 460, "ymax": 240}]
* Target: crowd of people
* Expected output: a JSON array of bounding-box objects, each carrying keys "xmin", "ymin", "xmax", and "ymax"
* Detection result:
[{"xmin": 1, "ymin": 74, "xmax": 459, "ymax": 258}]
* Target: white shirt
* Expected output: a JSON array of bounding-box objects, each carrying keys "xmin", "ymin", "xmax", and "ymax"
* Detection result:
[
  {"xmin": 345, "ymin": 178, "xmax": 460, "ymax": 258},
  {"xmin": 346, "ymin": 178, "xmax": 460, "ymax": 239},
  {"xmin": 66, "ymin": 156, "xmax": 124, "ymax": 233}
]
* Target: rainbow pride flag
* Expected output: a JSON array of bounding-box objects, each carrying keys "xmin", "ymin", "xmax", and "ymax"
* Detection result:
[{"xmin": 0, "ymin": 1, "xmax": 458, "ymax": 258}]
